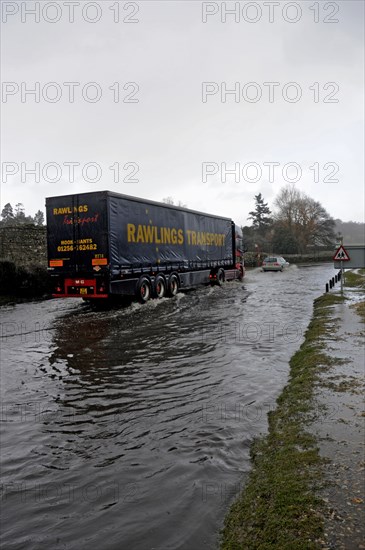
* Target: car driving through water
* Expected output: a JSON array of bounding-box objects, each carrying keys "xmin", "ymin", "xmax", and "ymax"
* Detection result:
[{"xmin": 262, "ymin": 256, "xmax": 290, "ymax": 272}]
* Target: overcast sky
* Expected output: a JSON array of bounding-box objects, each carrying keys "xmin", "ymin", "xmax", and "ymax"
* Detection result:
[{"xmin": 1, "ymin": 0, "xmax": 364, "ymax": 225}]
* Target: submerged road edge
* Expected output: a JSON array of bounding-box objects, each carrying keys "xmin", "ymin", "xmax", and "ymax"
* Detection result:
[{"xmin": 220, "ymin": 270, "xmax": 365, "ymax": 550}]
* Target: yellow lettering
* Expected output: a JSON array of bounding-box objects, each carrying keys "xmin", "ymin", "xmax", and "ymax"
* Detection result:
[
  {"xmin": 127, "ymin": 223, "xmax": 136, "ymax": 242},
  {"xmin": 154, "ymin": 226, "xmax": 161, "ymax": 244},
  {"xmin": 53, "ymin": 204, "xmax": 88, "ymax": 215},
  {"xmin": 127, "ymin": 224, "xmax": 186, "ymax": 246},
  {"xmin": 184, "ymin": 231, "xmax": 226, "ymax": 246},
  {"xmin": 137, "ymin": 225, "xmax": 145, "ymax": 243},
  {"xmin": 143, "ymin": 225, "xmax": 154, "ymax": 243},
  {"xmin": 162, "ymin": 227, "xmax": 171, "ymax": 244},
  {"xmin": 171, "ymin": 228, "xmax": 177, "ymax": 244}
]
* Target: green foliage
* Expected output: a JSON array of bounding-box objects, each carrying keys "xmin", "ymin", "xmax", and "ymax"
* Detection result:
[
  {"xmin": 248, "ymin": 193, "xmax": 272, "ymax": 233},
  {"xmin": 273, "ymin": 186, "xmax": 336, "ymax": 254},
  {"xmin": 0, "ymin": 260, "xmax": 51, "ymax": 297},
  {"xmin": 244, "ymin": 188, "xmax": 336, "ymax": 255},
  {"xmin": 34, "ymin": 210, "xmax": 45, "ymax": 226},
  {"xmin": 0, "ymin": 202, "xmax": 45, "ymax": 226},
  {"xmin": 344, "ymin": 270, "xmax": 365, "ymax": 289},
  {"xmin": 1, "ymin": 203, "xmax": 15, "ymax": 225},
  {"xmin": 271, "ymin": 225, "xmax": 299, "ymax": 254},
  {"xmin": 0, "ymin": 260, "xmax": 17, "ymax": 293}
]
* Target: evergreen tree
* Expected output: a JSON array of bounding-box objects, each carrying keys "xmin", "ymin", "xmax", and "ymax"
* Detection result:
[
  {"xmin": 1, "ymin": 203, "xmax": 15, "ymax": 225},
  {"xmin": 34, "ymin": 210, "xmax": 45, "ymax": 226},
  {"xmin": 15, "ymin": 203, "xmax": 26, "ymax": 223},
  {"xmin": 247, "ymin": 193, "xmax": 272, "ymax": 233}
]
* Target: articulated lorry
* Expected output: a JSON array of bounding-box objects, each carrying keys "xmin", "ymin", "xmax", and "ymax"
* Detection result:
[{"xmin": 46, "ymin": 191, "xmax": 244, "ymax": 302}]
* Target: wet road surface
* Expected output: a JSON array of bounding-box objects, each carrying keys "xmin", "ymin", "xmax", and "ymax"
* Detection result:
[{"xmin": 0, "ymin": 264, "xmax": 335, "ymax": 549}]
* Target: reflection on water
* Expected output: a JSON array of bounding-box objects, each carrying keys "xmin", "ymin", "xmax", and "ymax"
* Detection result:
[{"xmin": 0, "ymin": 264, "xmax": 335, "ymax": 549}]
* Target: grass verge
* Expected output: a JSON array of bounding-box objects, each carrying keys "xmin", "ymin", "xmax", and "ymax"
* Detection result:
[
  {"xmin": 220, "ymin": 293, "xmax": 345, "ymax": 550},
  {"xmin": 350, "ymin": 301, "xmax": 365, "ymax": 322},
  {"xmin": 344, "ymin": 270, "xmax": 365, "ymax": 289}
]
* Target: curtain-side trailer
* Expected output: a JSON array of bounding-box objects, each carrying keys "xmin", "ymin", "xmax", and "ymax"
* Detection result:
[{"xmin": 46, "ymin": 191, "xmax": 245, "ymax": 303}]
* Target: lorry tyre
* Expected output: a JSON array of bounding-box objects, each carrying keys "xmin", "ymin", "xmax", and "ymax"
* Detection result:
[
  {"xmin": 216, "ymin": 268, "xmax": 225, "ymax": 286},
  {"xmin": 167, "ymin": 274, "xmax": 179, "ymax": 297},
  {"xmin": 153, "ymin": 274, "xmax": 166, "ymax": 299},
  {"xmin": 136, "ymin": 277, "xmax": 151, "ymax": 303}
]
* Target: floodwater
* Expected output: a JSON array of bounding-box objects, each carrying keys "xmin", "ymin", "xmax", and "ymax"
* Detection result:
[{"xmin": 0, "ymin": 264, "xmax": 336, "ymax": 550}]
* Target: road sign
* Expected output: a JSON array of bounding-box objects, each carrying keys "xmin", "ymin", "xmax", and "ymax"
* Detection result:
[{"xmin": 333, "ymin": 245, "xmax": 350, "ymax": 261}]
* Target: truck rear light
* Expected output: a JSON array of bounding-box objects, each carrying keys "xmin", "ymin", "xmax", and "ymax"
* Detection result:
[{"xmin": 54, "ymin": 280, "xmax": 64, "ymax": 294}]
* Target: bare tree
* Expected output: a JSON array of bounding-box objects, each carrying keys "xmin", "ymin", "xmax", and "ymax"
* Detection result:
[
  {"xmin": 162, "ymin": 197, "xmax": 187, "ymax": 208},
  {"xmin": 274, "ymin": 186, "xmax": 335, "ymax": 253}
]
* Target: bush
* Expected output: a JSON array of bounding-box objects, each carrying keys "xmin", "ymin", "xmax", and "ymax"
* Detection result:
[
  {"xmin": 0, "ymin": 260, "xmax": 51, "ymax": 297},
  {"xmin": 0, "ymin": 260, "xmax": 17, "ymax": 294}
]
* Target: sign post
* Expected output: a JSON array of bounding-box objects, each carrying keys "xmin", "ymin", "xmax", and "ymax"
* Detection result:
[
  {"xmin": 341, "ymin": 259, "xmax": 343, "ymax": 294},
  {"xmin": 333, "ymin": 241, "xmax": 351, "ymax": 294}
]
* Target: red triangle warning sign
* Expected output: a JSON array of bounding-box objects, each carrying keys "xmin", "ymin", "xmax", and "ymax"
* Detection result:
[{"xmin": 333, "ymin": 245, "xmax": 350, "ymax": 261}]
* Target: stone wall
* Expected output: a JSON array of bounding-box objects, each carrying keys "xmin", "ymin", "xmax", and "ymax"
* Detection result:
[{"xmin": 0, "ymin": 225, "xmax": 47, "ymax": 268}]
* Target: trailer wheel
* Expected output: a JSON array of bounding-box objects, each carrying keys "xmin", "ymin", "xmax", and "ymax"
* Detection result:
[
  {"xmin": 153, "ymin": 275, "xmax": 166, "ymax": 299},
  {"xmin": 136, "ymin": 277, "xmax": 151, "ymax": 303},
  {"xmin": 216, "ymin": 268, "xmax": 225, "ymax": 286},
  {"xmin": 167, "ymin": 274, "xmax": 179, "ymax": 297}
]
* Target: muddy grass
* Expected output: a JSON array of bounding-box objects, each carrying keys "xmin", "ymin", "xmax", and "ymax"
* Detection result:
[{"xmin": 221, "ymin": 272, "xmax": 364, "ymax": 550}]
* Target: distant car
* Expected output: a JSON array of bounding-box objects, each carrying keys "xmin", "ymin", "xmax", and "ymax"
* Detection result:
[{"xmin": 262, "ymin": 256, "xmax": 290, "ymax": 272}]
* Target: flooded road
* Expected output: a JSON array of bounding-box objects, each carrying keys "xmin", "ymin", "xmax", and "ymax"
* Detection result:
[{"xmin": 1, "ymin": 264, "xmax": 335, "ymax": 550}]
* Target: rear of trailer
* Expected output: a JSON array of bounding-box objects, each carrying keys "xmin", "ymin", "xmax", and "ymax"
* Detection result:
[{"xmin": 46, "ymin": 191, "xmax": 244, "ymax": 301}]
